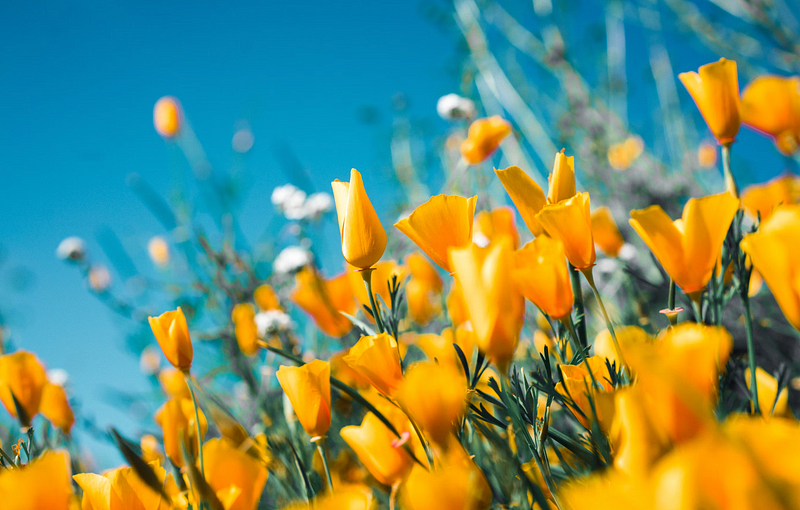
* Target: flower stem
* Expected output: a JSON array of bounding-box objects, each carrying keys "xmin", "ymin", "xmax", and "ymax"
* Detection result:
[
  {"xmin": 742, "ymin": 292, "xmax": 760, "ymax": 415},
  {"xmin": 185, "ymin": 374, "xmax": 205, "ymax": 480},
  {"xmin": 360, "ymin": 269, "xmax": 386, "ymax": 334},
  {"xmin": 314, "ymin": 438, "xmax": 334, "ymax": 492},
  {"xmin": 569, "ymin": 263, "xmax": 587, "ymax": 347},
  {"xmin": 582, "ymin": 269, "xmax": 628, "ymax": 371},
  {"xmin": 667, "ymin": 279, "xmax": 678, "ymax": 326},
  {"xmin": 721, "ymin": 143, "xmax": 739, "ymax": 198}
]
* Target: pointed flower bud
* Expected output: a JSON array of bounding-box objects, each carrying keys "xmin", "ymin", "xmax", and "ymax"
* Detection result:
[{"xmin": 332, "ymin": 168, "xmax": 387, "ymax": 270}]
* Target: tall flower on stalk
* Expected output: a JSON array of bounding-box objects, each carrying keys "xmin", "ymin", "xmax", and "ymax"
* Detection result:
[
  {"xmin": 679, "ymin": 59, "xmax": 741, "ymax": 144},
  {"xmin": 449, "ymin": 237, "xmax": 524, "ymax": 373},
  {"xmin": 155, "ymin": 396, "xmax": 208, "ymax": 467},
  {"xmin": 536, "ymin": 192, "xmax": 596, "ymax": 271},
  {"xmin": 741, "ymin": 75, "xmax": 800, "ymax": 155},
  {"xmin": 741, "ymin": 205, "xmax": 800, "ymax": 331},
  {"xmin": 276, "ymin": 360, "xmax": 331, "ymax": 439},
  {"xmin": 460, "ymin": 116, "xmax": 512, "ymax": 164},
  {"xmin": 629, "ymin": 192, "xmax": 739, "ymax": 300},
  {"xmin": 395, "ymin": 194, "xmax": 477, "ymax": 273},
  {"xmin": 148, "ymin": 307, "xmax": 193, "ymax": 372},
  {"xmin": 331, "ymin": 168, "xmax": 387, "ymax": 270}
]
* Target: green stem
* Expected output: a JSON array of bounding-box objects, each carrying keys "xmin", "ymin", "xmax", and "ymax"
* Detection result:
[
  {"xmin": 185, "ymin": 374, "xmax": 205, "ymax": 480},
  {"xmin": 361, "ymin": 269, "xmax": 386, "ymax": 334},
  {"xmin": 560, "ymin": 318, "xmax": 601, "ymax": 391},
  {"xmin": 721, "ymin": 143, "xmax": 739, "ymax": 198},
  {"xmin": 667, "ymin": 279, "xmax": 678, "ymax": 326},
  {"xmin": 568, "ymin": 263, "xmax": 587, "ymax": 347},
  {"xmin": 315, "ymin": 439, "xmax": 334, "ymax": 492},
  {"xmin": 582, "ymin": 269, "xmax": 628, "ymax": 371},
  {"xmin": 404, "ymin": 409, "xmax": 434, "ymax": 469},
  {"xmin": 742, "ymin": 293, "xmax": 760, "ymax": 415}
]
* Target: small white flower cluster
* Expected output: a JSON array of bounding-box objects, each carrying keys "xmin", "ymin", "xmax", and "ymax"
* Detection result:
[
  {"xmin": 271, "ymin": 184, "xmax": 333, "ymax": 221},
  {"xmin": 255, "ymin": 310, "xmax": 294, "ymax": 337},
  {"xmin": 437, "ymin": 93, "xmax": 476, "ymax": 120},
  {"xmin": 56, "ymin": 237, "xmax": 86, "ymax": 261},
  {"xmin": 273, "ymin": 246, "xmax": 312, "ymax": 274}
]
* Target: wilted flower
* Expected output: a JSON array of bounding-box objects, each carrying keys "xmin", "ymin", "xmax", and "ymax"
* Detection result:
[
  {"xmin": 55, "ymin": 236, "xmax": 86, "ymax": 261},
  {"xmin": 332, "ymin": 168, "xmax": 387, "ymax": 270},
  {"xmin": 679, "ymin": 58, "xmax": 741, "ymax": 144},
  {"xmin": 273, "ymin": 246, "xmax": 312, "ymax": 274},
  {"xmin": 460, "ymin": 116, "xmax": 512, "ymax": 164},
  {"xmin": 741, "ymin": 75, "xmax": 800, "ymax": 154},
  {"xmin": 148, "ymin": 236, "xmax": 170, "ymax": 267},
  {"xmin": 437, "ymin": 93, "xmax": 476, "ymax": 120}
]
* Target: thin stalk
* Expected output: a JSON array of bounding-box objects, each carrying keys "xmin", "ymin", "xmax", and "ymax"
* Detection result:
[
  {"xmin": 314, "ymin": 438, "xmax": 334, "ymax": 492},
  {"xmin": 742, "ymin": 293, "xmax": 760, "ymax": 415},
  {"xmin": 560, "ymin": 318, "xmax": 601, "ymax": 391},
  {"xmin": 360, "ymin": 269, "xmax": 386, "ymax": 334},
  {"xmin": 403, "ymin": 406, "xmax": 434, "ymax": 469},
  {"xmin": 667, "ymin": 279, "xmax": 678, "ymax": 326},
  {"xmin": 185, "ymin": 374, "xmax": 205, "ymax": 479},
  {"xmin": 569, "ymin": 263, "xmax": 587, "ymax": 347},
  {"xmin": 582, "ymin": 269, "xmax": 627, "ymax": 371},
  {"xmin": 721, "ymin": 143, "xmax": 739, "ymax": 198}
]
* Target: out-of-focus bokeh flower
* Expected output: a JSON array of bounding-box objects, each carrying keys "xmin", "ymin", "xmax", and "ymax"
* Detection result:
[
  {"xmin": 398, "ymin": 362, "xmax": 467, "ymax": 445},
  {"xmin": 740, "ymin": 174, "xmax": 800, "ymax": 221},
  {"xmin": 39, "ymin": 383, "xmax": 74, "ymax": 434},
  {"xmin": 273, "ymin": 246, "xmax": 312, "ymax": 274},
  {"xmin": 291, "ymin": 267, "xmax": 354, "ymax": 338},
  {"xmin": 460, "ymin": 116, "xmax": 512, "ymax": 164},
  {"xmin": 395, "ymin": 194, "xmax": 477, "ymax": 273},
  {"xmin": 139, "ymin": 345, "xmax": 161, "ymax": 375},
  {"xmin": 203, "ymin": 438, "xmax": 269, "ymax": 510},
  {"xmin": 679, "ymin": 58, "xmax": 741, "ymax": 144},
  {"xmin": 88, "ymin": 265, "xmax": 111, "ymax": 292},
  {"xmin": 232, "ymin": 124, "xmax": 255, "ymax": 153},
  {"xmin": 473, "ymin": 206, "xmax": 519, "ymax": 249},
  {"xmin": 591, "ymin": 207, "xmax": 625, "ymax": 258},
  {"xmin": 437, "ymin": 93, "xmax": 476, "ymax": 120},
  {"xmin": 0, "ymin": 350, "xmax": 48, "ymax": 425},
  {"xmin": 404, "ymin": 252, "xmax": 444, "ymax": 326},
  {"xmin": 697, "ymin": 141, "xmax": 717, "ymax": 168},
  {"xmin": 254, "ymin": 310, "xmax": 293, "ymax": 337},
  {"xmin": 155, "ymin": 396, "xmax": 208, "ymax": 467},
  {"xmin": 232, "ymin": 303, "xmax": 260, "ymax": 357},
  {"xmin": 1, "ymin": 451, "xmax": 73, "ymax": 510},
  {"xmin": 55, "ymin": 236, "xmax": 86, "ymax": 261},
  {"xmin": 340, "ymin": 412, "xmax": 413, "ymax": 486},
  {"xmin": 153, "ymin": 96, "xmax": 183, "ymax": 139},
  {"xmin": 254, "ymin": 284, "xmax": 282, "ymax": 311},
  {"xmin": 607, "ymin": 136, "xmax": 644, "ymax": 170},
  {"xmin": 148, "ymin": 236, "xmax": 170, "ymax": 267},
  {"xmin": 332, "ymin": 168, "xmax": 387, "ymax": 270},
  {"xmin": 741, "ymin": 75, "xmax": 800, "ymax": 155},
  {"xmin": 745, "ymin": 367, "xmax": 791, "ymax": 420},
  {"xmin": 148, "ymin": 307, "xmax": 193, "ymax": 372},
  {"xmin": 629, "ymin": 192, "xmax": 739, "ymax": 297}
]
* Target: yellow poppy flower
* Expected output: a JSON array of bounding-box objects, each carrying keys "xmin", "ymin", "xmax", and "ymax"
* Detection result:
[
  {"xmin": 395, "ymin": 194, "xmax": 478, "ymax": 273},
  {"xmin": 148, "ymin": 307, "xmax": 193, "ymax": 372},
  {"xmin": 547, "ymin": 149, "xmax": 577, "ymax": 204},
  {"xmin": 75, "ymin": 464, "xmax": 176, "ymax": 510},
  {"xmin": 0, "ymin": 350, "xmax": 48, "ymax": 425},
  {"xmin": 741, "ymin": 75, "xmax": 800, "ymax": 155},
  {"xmin": 416, "ymin": 328, "xmax": 476, "ymax": 373},
  {"xmin": 449, "ymin": 237, "xmax": 524, "ymax": 373},
  {"xmin": 405, "ymin": 279, "xmax": 443, "ymax": 326},
  {"xmin": 39, "ymin": 383, "xmax": 75, "ymax": 435},
  {"xmin": 629, "ymin": 192, "xmax": 739, "ymax": 297},
  {"xmin": 276, "ymin": 360, "xmax": 331, "ymax": 438},
  {"xmin": 473, "ymin": 206, "xmax": 520, "ymax": 248},
  {"xmin": 494, "ymin": 165, "xmax": 547, "ymax": 237},
  {"xmin": 446, "ymin": 280, "xmax": 470, "ymax": 327},
  {"xmin": 740, "ymin": 205, "xmax": 800, "ymax": 331},
  {"xmin": 609, "ymin": 386, "xmax": 671, "ymax": 476},
  {"xmin": 153, "ymin": 96, "xmax": 182, "ymax": 138},
  {"xmin": 140, "ymin": 434, "xmax": 164, "ymax": 464},
  {"xmin": 254, "ymin": 284, "xmax": 282, "ymax": 311},
  {"xmin": 460, "ymin": 116, "xmax": 512, "ymax": 164},
  {"xmin": 232, "ymin": 303, "xmax": 259, "ymax": 357},
  {"xmin": 745, "ymin": 367, "xmax": 791, "ymax": 420},
  {"xmin": 513, "ymin": 236, "xmax": 574, "ymax": 321},
  {"xmin": 340, "ymin": 412, "xmax": 414, "ymax": 486},
  {"xmin": 0, "ymin": 451, "xmax": 73, "ymax": 510},
  {"xmin": 398, "ymin": 362, "xmax": 467, "ymax": 445},
  {"xmin": 282, "ymin": 485, "xmax": 377, "ymax": 510},
  {"xmin": 593, "ymin": 325, "xmax": 650, "ymax": 371},
  {"xmin": 555, "ymin": 356, "xmax": 616, "ymax": 433},
  {"xmin": 350, "ymin": 260, "xmax": 405, "ymax": 313},
  {"xmin": 697, "ymin": 141, "xmax": 718, "ymax": 168},
  {"xmin": 155, "ymin": 396, "xmax": 208, "ymax": 467},
  {"xmin": 536, "ymin": 192, "xmax": 596, "ymax": 271},
  {"xmin": 741, "ymin": 173, "xmax": 800, "ymax": 221},
  {"xmin": 344, "ymin": 333, "xmax": 404, "ymax": 397},
  {"xmin": 290, "ymin": 267, "xmax": 355, "ymax": 338},
  {"xmin": 158, "ymin": 367, "xmax": 191, "ymax": 399},
  {"xmin": 202, "ymin": 438, "xmax": 269, "ymax": 510},
  {"xmin": 591, "ymin": 207, "xmax": 625, "ymax": 258},
  {"xmin": 679, "ymin": 58, "xmax": 741, "ymax": 143},
  {"xmin": 332, "ymin": 168, "xmax": 387, "ymax": 270}
]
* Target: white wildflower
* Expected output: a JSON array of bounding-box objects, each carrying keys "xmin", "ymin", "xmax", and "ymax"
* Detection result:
[
  {"xmin": 232, "ymin": 126, "xmax": 255, "ymax": 153},
  {"xmin": 273, "ymin": 246, "xmax": 311, "ymax": 274},
  {"xmin": 56, "ymin": 236, "xmax": 86, "ymax": 261},
  {"xmin": 304, "ymin": 192, "xmax": 334, "ymax": 219},
  {"xmin": 255, "ymin": 310, "xmax": 294, "ymax": 337},
  {"xmin": 437, "ymin": 93, "xmax": 476, "ymax": 120},
  {"xmin": 618, "ymin": 243, "xmax": 638, "ymax": 262},
  {"xmin": 47, "ymin": 369, "xmax": 69, "ymax": 387}
]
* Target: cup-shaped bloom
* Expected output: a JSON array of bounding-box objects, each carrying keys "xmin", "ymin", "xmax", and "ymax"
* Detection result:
[
  {"xmin": 276, "ymin": 360, "xmax": 331, "ymax": 438},
  {"xmin": 591, "ymin": 207, "xmax": 625, "ymax": 258},
  {"xmin": 291, "ymin": 267, "xmax": 355, "ymax": 338},
  {"xmin": 460, "ymin": 116, "xmax": 512, "ymax": 164},
  {"xmin": 153, "ymin": 96, "xmax": 182, "ymax": 138},
  {"xmin": 39, "ymin": 383, "xmax": 75, "ymax": 435},
  {"xmin": 155, "ymin": 396, "xmax": 208, "ymax": 467},
  {"xmin": 330, "ymin": 350, "xmax": 371, "ymax": 390},
  {"xmin": 340, "ymin": 412, "xmax": 413, "ymax": 486},
  {"xmin": 398, "ymin": 362, "xmax": 467, "ymax": 445},
  {"xmin": 513, "ymin": 236, "xmax": 573, "ymax": 321},
  {"xmin": 473, "ymin": 207, "xmax": 520, "ymax": 248},
  {"xmin": 202, "ymin": 438, "xmax": 269, "ymax": 510},
  {"xmin": 593, "ymin": 325, "xmax": 650, "ymax": 371},
  {"xmin": 629, "ymin": 192, "xmax": 739, "ymax": 296},
  {"xmin": 536, "ymin": 192, "xmax": 596, "ymax": 270},
  {"xmin": 679, "ymin": 58, "xmax": 741, "ymax": 143},
  {"xmin": 148, "ymin": 307, "xmax": 193, "ymax": 372},
  {"xmin": 401, "ymin": 440, "xmax": 492, "ymax": 510},
  {"xmin": 547, "ymin": 149, "xmax": 577, "ymax": 204},
  {"xmin": 609, "ymin": 386, "xmax": 670, "ymax": 476},
  {"xmin": 1, "ymin": 451, "xmax": 73, "ymax": 510},
  {"xmin": 75, "ymin": 465, "xmax": 176, "ymax": 510},
  {"xmin": 741, "ymin": 174, "xmax": 800, "ymax": 221},
  {"xmin": 741, "ymin": 75, "xmax": 800, "ymax": 155},
  {"xmin": 0, "ymin": 351, "xmax": 48, "ymax": 425},
  {"xmin": 395, "ymin": 194, "xmax": 477, "ymax": 273},
  {"xmin": 254, "ymin": 284, "xmax": 282, "ymax": 311},
  {"xmin": 232, "ymin": 303, "xmax": 259, "ymax": 357},
  {"xmin": 745, "ymin": 367, "xmax": 791, "ymax": 420},
  {"xmin": 495, "ymin": 165, "xmax": 547, "ymax": 237},
  {"xmin": 344, "ymin": 333, "xmax": 404, "ymax": 397},
  {"xmin": 741, "ymin": 205, "xmax": 800, "ymax": 331},
  {"xmin": 331, "ymin": 169, "xmax": 387, "ymax": 270},
  {"xmin": 555, "ymin": 356, "xmax": 616, "ymax": 432},
  {"xmin": 449, "ymin": 237, "xmax": 524, "ymax": 372}
]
